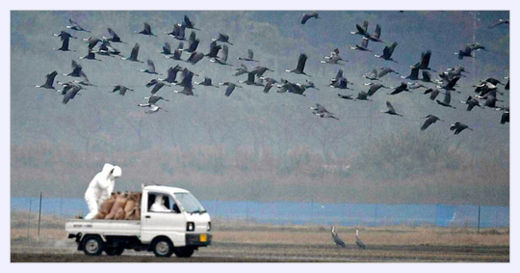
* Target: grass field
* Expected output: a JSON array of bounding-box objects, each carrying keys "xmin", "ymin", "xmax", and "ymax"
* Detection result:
[{"xmin": 10, "ymin": 212, "xmax": 509, "ymax": 262}]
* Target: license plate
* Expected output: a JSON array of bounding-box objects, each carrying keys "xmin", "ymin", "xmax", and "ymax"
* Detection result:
[{"xmin": 200, "ymin": 234, "xmax": 207, "ymax": 242}]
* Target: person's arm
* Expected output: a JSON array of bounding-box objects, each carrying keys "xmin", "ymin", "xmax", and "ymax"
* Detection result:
[{"xmin": 106, "ymin": 180, "xmax": 115, "ymax": 196}]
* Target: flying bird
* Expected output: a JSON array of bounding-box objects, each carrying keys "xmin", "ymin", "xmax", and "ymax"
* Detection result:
[
  {"xmin": 321, "ymin": 48, "xmax": 345, "ymax": 64},
  {"xmin": 168, "ymin": 23, "xmax": 186, "ymax": 40},
  {"xmin": 251, "ymin": 66, "xmax": 273, "ymax": 77},
  {"xmin": 141, "ymin": 60, "xmax": 158, "ymax": 74},
  {"xmin": 66, "ymin": 18, "xmax": 90, "ymax": 32},
  {"xmin": 351, "ymin": 20, "xmax": 369, "ymax": 36},
  {"xmin": 238, "ymin": 49, "xmax": 258, "ymax": 62},
  {"xmin": 374, "ymin": 42, "xmax": 398, "ymax": 62},
  {"xmin": 416, "ymin": 50, "xmax": 432, "ymax": 70},
  {"xmin": 195, "ymin": 77, "xmax": 219, "ymax": 87},
  {"xmin": 137, "ymin": 22, "xmax": 155, "ymax": 36},
  {"xmin": 64, "ymin": 60, "xmax": 86, "ymax": 78},
  {"xmin": 54, "ymin": 31, "xmax": 76, "ymax": 51},
  {"xmin": 367, "ymin": 83, "xmax": 388, "ymax": 96},
  {"xmin": 160, "ymin": 42, "xmax": 171, "ymax": 55},
  {"xmin": 215, "ymin": 33, "xmax": 233, "ymax": 45},
  {"xmin": 79, "ymin": 49, "xmax": 100, "ymax": 61},
  {"xmin": 159, "ymin": 65, "xmax": 183, "ymax": 83},
  {"xmin": 402, "ymin": 65, "xmax": 420, "ymax": 80},
  {"xmin": 112, "ymin": 85, "xmax": 134, "ymax": 96},
  {"xmin": 367, "ymin": 24, "xmax": 383, "ymax": 43},
  {"xmin": 174, "ymin": 70, "xmax": 195, "ymax": 96},
  {"xmin": 35, "ymin": 71, "xmax": 58, "ymax": 89},
  {"xmin": 61, "ymin": 83, "xmax": 82, "ymax": 104},
  {"xmin": 456, "ymin": 46, "xmax": 474, "ymax": 59},
  {"xmin": 436, "ymin": 90, "xmax": 456, "ymax": 108},
  {"xmin": 421, "ymin": 115, "xmax": 442, "ymax": 131},
  {"xmin": 184, "ymin": 15, "xmax": 200, "ymax": 30},
  {"xmin": 138, "ymin": 95, "xmax": 169, "ymax": 107},
  {"xmin": 350, "ymin": 37, "xmax": 371, "ymax": 52},
  {"xmin": 185, "ymin": 32, "xmax": 200, "ymax": 53},
  {"xmin": 489, "ymin": 18, "xmax": 509, "ymax": 28},
  {"xmin": 286, "ymin": 53, "xmax": 308, "ymax": 75},
  {"xmin": 210, "ymin": 44, "xmax": 231, "ymax": 65},
  {"xmin": 461, "ymin": 96, "xmax": 481, "ymax": 111},
  {"xmin": 389, "ymin": 82, "xmax": 409, "ymax": 95},
  {"xmin": 382, "ymin": 101, "xmax": 402, "ymax": 116},
  {"xmin": 145, "ymin": 104, "xmax": 167, "ymax": 114},
  {"xmin": 220, "ymin": 82, "xmax": 241, "ymax": 97},
  {"xmin": 122, "ymin": 43, "xmax": 142, "ymax": 62},
  {"xmin": 450, "ymin": 122, "xmax": 472, "ymax": 135},
  {"xmin": 378, "ymin": 67, "xmax": 399, "ymax": 78},
  {"xmin": 169, "ymin": 42, "xmax": 184, "ymax": 60},
  {"xmin": 106, "ymin": 28, "xmax": 122, "ymax": 43},
  {"xmin": 301, "ymin": 12, "xmax": 319, "ymax": 24},
  {"xmin": 186, "ymin": 51, "xmax": 205, "ymax": 65},
  {"xmin": 146, "ymin": 79, "xmax": 168, "ymax": 95}
]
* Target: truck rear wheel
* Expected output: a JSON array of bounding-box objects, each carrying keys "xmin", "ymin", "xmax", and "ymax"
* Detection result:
[
  {"xmin": 174, "ymin": 247, "xmax": 194, "ymax": 258},
  {"xmin": 82, "ymin": 236, "xmax": 104, "ymax": 256},
  {"xmin": 152, "ymin": 237, "xmax": 173, "ymax": 257}
]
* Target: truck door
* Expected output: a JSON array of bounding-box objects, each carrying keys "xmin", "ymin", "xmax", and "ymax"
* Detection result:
[{"xmin": 141, "ymin": 192, "xmax": 186, "ymax": 246}]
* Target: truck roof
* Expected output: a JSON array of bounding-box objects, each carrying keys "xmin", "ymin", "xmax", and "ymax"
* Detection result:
[{"xmin": 144, "ymin": 185, "xmax": 190, "ymax": 194}]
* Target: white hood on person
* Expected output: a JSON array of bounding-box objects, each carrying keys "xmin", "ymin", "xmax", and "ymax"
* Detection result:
[{"xmin": 84, "ymin": 163, "xmax": 122, "ymax": 219}]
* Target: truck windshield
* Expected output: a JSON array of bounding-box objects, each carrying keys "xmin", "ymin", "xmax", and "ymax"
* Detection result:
[{"xmin": 174, "ymin": 192, "xmax": 206, "ymax": 214}]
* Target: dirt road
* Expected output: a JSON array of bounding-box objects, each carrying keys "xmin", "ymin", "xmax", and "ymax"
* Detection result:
[{"xmin": 11, "ymin": 242, "xmax": 509, "ymax": 262}]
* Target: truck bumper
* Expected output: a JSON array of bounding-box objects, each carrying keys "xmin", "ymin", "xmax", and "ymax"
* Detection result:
[{"xmin": 185, "ymin": 233, "xmax": 212, "ymax": 247}]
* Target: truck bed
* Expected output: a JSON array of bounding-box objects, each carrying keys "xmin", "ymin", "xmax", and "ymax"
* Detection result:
[{"xmin": 65, "ymin": 219, "xmax": 141, "ymax": 237}]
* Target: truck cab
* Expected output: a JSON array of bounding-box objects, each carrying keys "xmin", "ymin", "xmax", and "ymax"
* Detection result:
[{"xmin": 65, "ymin": 185, "xmax": 212, "ymax": 258}]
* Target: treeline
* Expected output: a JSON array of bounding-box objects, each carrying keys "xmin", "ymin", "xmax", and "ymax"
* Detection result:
[{"xmin": 11, "ymin": 134, "xmax": 509, "ymax": 206}]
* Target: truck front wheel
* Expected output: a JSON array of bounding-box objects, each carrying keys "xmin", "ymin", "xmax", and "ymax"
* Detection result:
[
  {"xmin": 174, "ymin": 246, "xmax": 195, "ymax": 258},
  {"xmin": 82, "ymin": 236, "xmax": 104, "ymax": 256},
  {"xmin": 152, "ymin": 237, "xmax": 174, "ymax": 257}
]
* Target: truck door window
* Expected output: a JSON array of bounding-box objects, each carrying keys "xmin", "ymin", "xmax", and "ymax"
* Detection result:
[{"xmin": 148, "ymin": 193, "xmax": 180, "ymax": 213}]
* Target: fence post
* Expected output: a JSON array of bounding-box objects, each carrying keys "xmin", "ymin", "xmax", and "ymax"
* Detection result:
[
  {"xmin": 477, "ymin": 205, "xmax": 481, "ymax": 233},
  {"xmin": 38, "ymin": 192, "xmax": 42, "ymax": 239},
  {"xmin": 27, "ymin": 199, "xmax": 32, "ymax": 239}
]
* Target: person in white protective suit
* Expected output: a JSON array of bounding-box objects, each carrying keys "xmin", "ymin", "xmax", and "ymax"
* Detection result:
[
  {"xmin": 150, "ymin": 194, "xmax": 171, "ymax": 212},
  {"xmin": 84, "ymin": 163, "xmax": 122, "ymax": 219}
]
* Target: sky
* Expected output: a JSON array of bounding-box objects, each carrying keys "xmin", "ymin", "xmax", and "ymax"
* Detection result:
[{"xmin": 10, "ymin": 10, "xmax": 510, "ymax": 205}]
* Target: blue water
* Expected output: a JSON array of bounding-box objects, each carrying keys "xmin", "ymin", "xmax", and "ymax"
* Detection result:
[{"xmin": 10, "ymin": 197, "xmax": 509, "ymax": 228}]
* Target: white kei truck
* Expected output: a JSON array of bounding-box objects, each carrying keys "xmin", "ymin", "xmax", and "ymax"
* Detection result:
[{"xmin": 65, "ymin": 185, "xmax": 212, "ymax": 258}]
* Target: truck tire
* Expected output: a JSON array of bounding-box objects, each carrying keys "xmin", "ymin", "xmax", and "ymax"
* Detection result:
[
  {"xmin": 82, "ymin": 236, "xmax": 104, "ymax": 256},
  {"xmin": 152, "ymin": 237, "xmax": 174, "ymax": 258},
  {"xmin": 174, "ymin": 247, "xmax": 194, "ymax": 258},
  {"xmin": 105, "ymin": 246, "xmax": 124, "ymax": 256}
]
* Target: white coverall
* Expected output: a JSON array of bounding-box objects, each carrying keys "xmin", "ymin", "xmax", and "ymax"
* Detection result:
[
  {"xmin": 150, "ymin": 195, "xmax": 170, "ymax": 212},
  {"xmin": 84, "ymin": 163, "xmax": 122, "ymax": 219}
]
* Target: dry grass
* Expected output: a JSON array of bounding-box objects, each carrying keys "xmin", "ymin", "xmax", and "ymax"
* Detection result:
[
  {"xmin": 10, "ymin": 213, "xmax": 509, "ymax": 262},
  {"xmin": 11, "ymin": 212, "xmax": 509, "ymax": 247}
]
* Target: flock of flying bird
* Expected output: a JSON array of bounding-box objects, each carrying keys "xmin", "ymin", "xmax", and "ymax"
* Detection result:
[
  {"xmin": 35, "ymin": 13, "xmax": 509, "ymax": 136},
  {"xmin": 31, "ymin": 12, "xmax": 509, "ymax": 248}
]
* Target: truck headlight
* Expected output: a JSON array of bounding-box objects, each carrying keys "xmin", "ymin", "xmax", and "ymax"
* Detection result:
[
  {"xmin": 186, "ymin": 222, "xmax": 195, "ymax": 231},
  {"xmin": 207, "ymin": 222, "xmax": 211, "ymax": 231}
]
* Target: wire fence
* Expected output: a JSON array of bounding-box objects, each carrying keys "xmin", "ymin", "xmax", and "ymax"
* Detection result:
[{"xmin": 11, "ymin": 196, "xmax": 509, "ymax": 229}]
